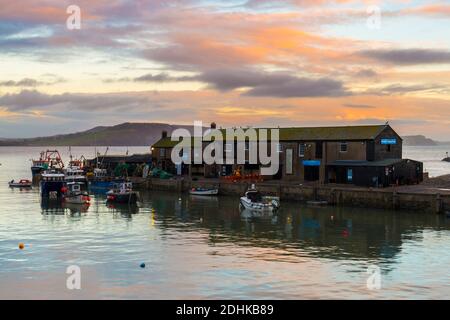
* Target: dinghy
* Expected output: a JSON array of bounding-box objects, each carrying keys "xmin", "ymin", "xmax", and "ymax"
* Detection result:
[
  {"xmin": 239, "ymin": 184, "xmax": 280, "ymax": 212},
  {"xmin": 8, "ymin": 179, "xmax": 32, "ymax": 188},
  {"xmin": 189, "ymin": 187, "xmax": 219, "ymax": 196}
]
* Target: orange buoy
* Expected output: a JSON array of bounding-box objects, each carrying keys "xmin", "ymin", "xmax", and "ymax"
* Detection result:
[{"xmin": 19, "ymin": 243, "xmax": 25, "ymax": 250}]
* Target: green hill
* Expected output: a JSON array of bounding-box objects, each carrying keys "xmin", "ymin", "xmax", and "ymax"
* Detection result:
[{"xmin": 0, "ymin": 123, "xmax": 196, "ymax": 146}]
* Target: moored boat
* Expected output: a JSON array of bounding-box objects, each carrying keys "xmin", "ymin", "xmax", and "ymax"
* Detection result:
[
  {"xmin": 189, "ymin": 187, "xmax": 219, "ymax": 196},
  {"xmin": 31, "ymin": 150, "xmax": 64, "ymax": 178},
  {"xmin": 87, "ymin": 168, "xmax": 123, "ymax": 190},
  {"xmin": 239, "ymin": 184, "xmax": 280, "ymax": 212},
  {"xmin": 63, "ymin": 182, "xmax": 90, "ymax": 204},
  {"xmin": 64, "ymin": 165, "xmax": 87, "ymax": 184},
  {"xmin": 106, "ymin": 182, "xmax": 139, "ymax": 204},
  {"xmin": 8, "ymin": 179, "xmax": 32, "ymax": 188},
  {"xmin": 443, "ymin": 152, "xmax": 450, "ymax": 162}
]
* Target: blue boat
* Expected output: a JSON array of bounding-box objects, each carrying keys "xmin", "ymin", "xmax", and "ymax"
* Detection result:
[{"xmin": 88, "ymin": 168, "xmax": 123, "ymax": 190}]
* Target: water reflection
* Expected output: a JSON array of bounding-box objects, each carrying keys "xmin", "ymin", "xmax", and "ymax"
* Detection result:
[
  {"xmin": 3, "ymin": 146, "xmax": 448, "ymax": 299},
  {"xmin": 147, "ymin": 191, "xmax": 449, "ymax": 267},
  {"xmin": 40, "ymin": 198, "xmax": 65, "ymax": 215},
  {"xmin": 41, "ymin": 198, "xmax": 91, "ymax": 216},
  {"xmin": 107, "ymin": 203, "xmax": 140, "ymax": 217}
]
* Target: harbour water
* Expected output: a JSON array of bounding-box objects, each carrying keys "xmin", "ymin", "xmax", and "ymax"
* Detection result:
[{"xmin": 0, "ymin": 146, "xmax": 449, "ymax": 299}]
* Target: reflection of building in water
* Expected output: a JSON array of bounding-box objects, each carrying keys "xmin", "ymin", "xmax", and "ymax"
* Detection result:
[
  {"xmin": 41, "ymin": 198, "xmax": 90, "ymax": 216},
  {"xmin": 41, "ymin": 198, "xmax": 65, "ymax": 215},
  {"xmin": 145, "ymin": 192, "xmax": 448, "ymax": 264},
  {"xmin": 107, "ymin": 203, "xmax": 139, "ymax": 217}
]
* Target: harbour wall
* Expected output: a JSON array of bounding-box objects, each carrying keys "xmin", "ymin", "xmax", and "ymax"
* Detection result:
[{"xmin": 137, "ymin": 178, "xmax": 450, "ymax": 214}]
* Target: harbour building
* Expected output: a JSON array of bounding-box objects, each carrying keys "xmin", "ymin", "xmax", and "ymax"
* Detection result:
[{"xmin": 152, "ymin": 124, "xmax": 423, "ymax": 188}]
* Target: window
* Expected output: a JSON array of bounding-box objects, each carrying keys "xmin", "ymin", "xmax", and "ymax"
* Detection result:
[
  {"xmin": 386, "ymin": 144, "xmax": 391, "ymax": 152},
  {"xmin": 347, "ymin": 168, "xmax": 353, "ymax": 182},
  {"xmin": 276, "ymin": 143, "xmax": 283, "ymax": 153},
  {"xmin": 299, "ymin": 143, "xmax": 306, "ymax": 157},
  {"xmin": 315, "ymin": 142, "xmax": 323, "ymax": 159},
  {"xmin": 159, "ymin": 148, "xmax": 165, "ymax": 157},
  {"xmin": 340, "ymin": 142, "xmax": 348, "ymax": 153},
  {"xmin": 245, "ymin": 140, "xmax": 250, "ymax": 151}
]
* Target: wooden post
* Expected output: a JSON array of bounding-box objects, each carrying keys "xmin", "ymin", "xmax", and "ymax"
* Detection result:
[
  {"xmin": 435, "ymin": 194, "xmax": 442, "ymax": 214},
  {"xmin": 392, "ymin": 191, "xmax": 399, "ymax": 210}
]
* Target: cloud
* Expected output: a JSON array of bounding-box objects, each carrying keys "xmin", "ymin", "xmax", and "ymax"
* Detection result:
[
  {"xmin": 0, "ymin": 78, "xmax": 45, "ymax": 87},
  {"xmin": 343, "ymin": 103, "xmax": 376, "ymax": 109},
  {"xmin": 198, "ymin": 68, "xmax": 288, "ymax": 91},
  {"xmin": 0, "ymin": 90, "xmax": 156, "ymax": 112},
  {"xmin": 364, "ymin": 84, "xmax": 449, "ymax": 96},
  {"xmin": 134, "ymin": 73, "xmax": 197, "ymax": 83},
  {"xmin": 244, "ymin": 75, "xmax": 350, "ymax": 98},
  {"xmin": 402, "ymin": 4, "xmax": 450, "ymax": 18},
  {"xmin": 360, "ymin": 49, "xmax": 450, "ymax": 65},
  {"xmin": 354, "ymin": 69, "xmax": 378, "ymax": 78},
  {"xmin": 103, "ymin": 73, "xmax": 198, "ymax": 83},
  {"xmin": 193, "ymin": 68, "xmax": 350, "ymax": 98}
]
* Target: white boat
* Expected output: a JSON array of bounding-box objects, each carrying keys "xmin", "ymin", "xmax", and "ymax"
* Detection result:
[
  {"xmin": 189, "ymin": 187, "xmax": 219, "ymax": 196},
  {"xmin": 8, "ymin": 179, "xmax": 32, "ymax": 188},
  {"xmin": 239, "ymin": 185, "xmax": 280, "ymax": 212},
  {"xmin": 64, "ymin": 165, "xmax": 86, "ymax": 183},
  {"xmin": 63, "ymin": 182, "xmax": 91, "ymax": 204}
]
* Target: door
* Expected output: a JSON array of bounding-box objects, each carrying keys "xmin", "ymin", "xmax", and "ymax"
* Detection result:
[
  {"xmin": 304, "ymin": 166, "xmax": 320, "ymax": 181},
  {"xmin": 286, "ymin": 149, "xmax": 293, "ymax": 175}
]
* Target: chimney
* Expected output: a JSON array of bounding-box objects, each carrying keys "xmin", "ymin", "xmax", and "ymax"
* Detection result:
[
  {"xmin": 210, "ymin": 122, "xmax": 217, "ymax": 129},
  {"xmin": 162, "ymin": 130, "xmax": 168, "ymax": 138}
]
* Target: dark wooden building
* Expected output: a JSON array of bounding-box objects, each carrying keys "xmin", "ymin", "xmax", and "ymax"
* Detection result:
[{"xmin": 151, "ymin": 124, "xmax": 423, "ymax": 187}]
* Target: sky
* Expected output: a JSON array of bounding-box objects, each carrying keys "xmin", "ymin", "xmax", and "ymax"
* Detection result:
[{"xmin": 0, "ymin": 0, "xmax": 449, "ymax": 139}]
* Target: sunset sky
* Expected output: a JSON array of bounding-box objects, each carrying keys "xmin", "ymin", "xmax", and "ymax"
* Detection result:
[{"xmin": 0, "ymin": 0, "xmax": 449, "ymax": 139}]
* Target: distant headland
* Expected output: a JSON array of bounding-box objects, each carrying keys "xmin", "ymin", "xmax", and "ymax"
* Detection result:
[{"xmin": 0, "ymin": 123, "xmax": 449, "ymax": 147}]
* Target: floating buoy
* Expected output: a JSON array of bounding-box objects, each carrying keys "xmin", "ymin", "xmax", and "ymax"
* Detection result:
[
  {"xmin": 140, "ymin": 263, "xmax": 146, "ymax": 269},
  {"xmin": 18, "ymin": 243, "xmax": 25, "ymax": 250}
]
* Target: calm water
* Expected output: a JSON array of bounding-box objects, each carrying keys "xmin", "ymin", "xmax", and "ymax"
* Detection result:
[
  {"xmin": 404, "ymin": 145, "xmax": 450, "ymax": 177},
  {"xmin": 0, "ymin": 146, "xmax": 449, "ymax": 300}
]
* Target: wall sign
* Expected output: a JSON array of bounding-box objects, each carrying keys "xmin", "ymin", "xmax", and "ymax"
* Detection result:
[
  {"xmin": 381, "ymin": 138, "xmax": 397, "ymax": 145},
  {"xmin": 303, "ymin": 160, "xmax": 321, "ymax": 166},
  {"xmin": 347, "ymin": 168, "xmax": 353, "ymax": 182}
]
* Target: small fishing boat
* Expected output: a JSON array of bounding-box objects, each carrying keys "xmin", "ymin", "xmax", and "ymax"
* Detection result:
[
  {"xmin": 31, "ymin": 150, "xmax": 64, "ymax": 178},
  {"xmin": 106, "ymin": 182, "xmax": 139, "ymax": 204},
  {"xmin": 239, "ymin": 184, "xmax": 280, "ymax": 212},
  {"xmin": 8, "ymin": 179, "xmax": 32, "ymax": 188},
  {"xmin": 63, "ymin": 182, "xmax": 90, "ymax": 204},
  {"xmin": 88, "ymin": 168, "xmax": 123, "ymax": 190},
  {"xmin": 64, "ymin": 165, "xmax": 87, "ymax": 183},
  {"xmin": 40, "ymin": 170, "xmax": 65, "ymax": 198},
  {"xmin": 189, "ymin": 187, "xmax": 219, "ymax": 196},
  {"xmin": 443, "ymin": 152, "xmax": 450, "ymax": 162}
]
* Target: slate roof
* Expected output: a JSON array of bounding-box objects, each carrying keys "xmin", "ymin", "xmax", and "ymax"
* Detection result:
[{"xmin": 152, "ymin": 124, "xmax": 393, "ymax": 148}]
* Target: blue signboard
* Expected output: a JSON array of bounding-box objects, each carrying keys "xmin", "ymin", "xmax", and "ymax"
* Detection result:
[
  {"xmin": 381, "ymin": 138, "xmax": 397, "ymax": 145},
  {"xmin": 347, "ymin": 168, "xmax": 353, "ymax": 182},
  {"xmin": 303, "ymin": 160, "xmax": 321, "ymax": 166}
]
